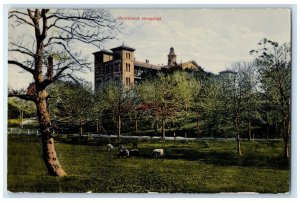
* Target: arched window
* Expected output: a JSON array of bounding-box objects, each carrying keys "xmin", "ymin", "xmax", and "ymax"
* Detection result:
[{"xmin": 126, "ymin": 63, "xmax": 131, "ymax": 72}]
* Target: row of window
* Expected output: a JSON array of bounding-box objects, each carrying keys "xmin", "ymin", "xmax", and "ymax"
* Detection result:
[
  {"xmin": 98, "ymin": 64, "xmax": 120, "ymax": 74},
  {"xmin": 98, "ymin": 63, "xmax": 133, "ymax": 74},
  {"xmin": 96, "ymin": 77, "xmax": 132, "ymax": 87}
]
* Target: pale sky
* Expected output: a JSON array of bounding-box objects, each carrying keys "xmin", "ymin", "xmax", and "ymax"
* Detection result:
[{"xmin": 8, "ymin": 8, "xmax": 291, "ymax": 90}]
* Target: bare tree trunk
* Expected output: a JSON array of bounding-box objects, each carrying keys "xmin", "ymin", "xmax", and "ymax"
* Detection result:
[
  {"xmin": 135, "ymin": 119, "xmax": 138, "ymax": 135},
  {"xmin": 96, "ymin": 119, "xmax": 99, "ymax": 134},
  {"xmin": 237, "ymin": 134, "xmax": 242, "ymax": 156},
  {"xmin": 283, "ymin": 118, "xmax": 290, "ymax": 159},
  {"xmin": 79, "ymin": 118, "xmax": 83, "ymax": 136},
  {"xmin": 118, "ymin": 114, "xmax": 121, "ymax": 139},
  {"xmin": 248, "ymin": 117, "xmax": 251, "ymax": 142},
  {"xmin": 236, "ymin": 115, "xmax": 242, "ymax": 156},
  {"xmin": 36, "ymin": 90, "xmax": 66, "ymax": 177},
  {"xmin": 284, "ymin": 140, "xmax": 289, "ymax": 159},
  {"xmin": 161, "ymin": 118, "xmax": 165, "ymax": 139},
  {"xmin": 80, "ymin": 127, "xmax": 82, "ymax": 136}
]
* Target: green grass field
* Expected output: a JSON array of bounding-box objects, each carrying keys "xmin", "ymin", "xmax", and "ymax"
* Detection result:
[{"xmin": 7, "ymin": 134, "xmax": 290, "ymax": 193}]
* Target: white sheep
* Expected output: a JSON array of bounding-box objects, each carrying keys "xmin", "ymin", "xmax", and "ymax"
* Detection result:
[
  {"xmin": 107, "ymin": 143, "xmax": 114, "ymax": 152},
  {"xmin": 152, "ymin": 149, "xmax": 164, "ymax": 158}
]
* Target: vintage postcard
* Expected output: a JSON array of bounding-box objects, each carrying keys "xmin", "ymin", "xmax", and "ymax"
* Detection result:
[{"xmin": 7, "ymin": 7, "xmax": 291, "ymax": 195}]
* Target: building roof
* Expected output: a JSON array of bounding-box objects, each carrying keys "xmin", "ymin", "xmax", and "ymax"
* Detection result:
[
  {"xmin": 134, "ymin": 60, "xmax": 161, "ymax": 70},
  {"xmin": 168, "ymin": 47, "xmax": 176, "ymax": 56},
  {"xmin": 110, "ymin": 45, "xmax": 135, "ymax": 52},
  {"xmin": 181, "ymin": 60, "xmax": 200, "ymax": 68},
  {"xmin": 93, "ymin": 50, "xmax": 113, "ymax": 55}
]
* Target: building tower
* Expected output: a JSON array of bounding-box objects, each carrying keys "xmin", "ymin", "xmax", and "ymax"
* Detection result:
[
  {"xmin": 93, "ymin": 44, "xmax": 135, "ymax": 91},
  {"xmin": 167, "ymin": 47, "xmax": 177, "ymax": 67},
  {"xmin": 110, "ymin": 45, "xmax": 135, "ymax": 87},
  {"xmin": 93, "ymin": 50, "xmax": 113, "ymax": 91}
]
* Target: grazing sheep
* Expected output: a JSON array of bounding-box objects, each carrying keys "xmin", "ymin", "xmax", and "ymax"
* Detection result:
[
  {"xmin": 129, "ymin": 149, "xmax": 140, "ymax": 157},
  {"xmin": 118, "ymin": 145, "xmax": 129, "ymax": 158},
  {"xmin": 152, "ymin": 149, "xmax": 164, "ymax": 158},
  {"xmin": 107, "ymin": 144, "xmax": 114, "ymax": 152}
]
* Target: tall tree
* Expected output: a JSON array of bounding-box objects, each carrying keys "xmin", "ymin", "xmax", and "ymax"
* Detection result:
[
  {"xmin": 8, "ymin": 9, "xmax": 121, "ymax": 176},
  {"xmin": 239, "ymin": 63, "xmax": 259, "ymax": 141},
  {"xmin": 48, "ymin": 81, "xmax": 94, "ymax": 135},
  {"xmin": 251, "ymin": 38, "xmax": 291, "ymax": 158},
  {"xmin": 93, "ymin": 86, "xmax": 110, "ymax": 134},
  {"xmin": 219, "ymin": 68, "xmax": 243, "ymax": 156},
  {"xmin": 8, "ymin": 97, "xmax": 36, "ymax": 126},
  {"xmin": 194, "ymin": 77, "xmax": 223, "ymax": 138},
  {"xmin": 137, "ymin": 72, "xmax": 197, "ymax": 139},
  {"xmin": 229, "ymin": 62, "xmax": 260, "ymax": 142},
  {"xmin": 99, "ymin": 81, "xmax": 133, "ymax": 139}
]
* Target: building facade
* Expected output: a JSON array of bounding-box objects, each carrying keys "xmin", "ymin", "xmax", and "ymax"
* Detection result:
[
  {"xmin": 94, "ymin": 45, "xmax": 203, "ymax": 91},
  {"xmin": 93, "ymin": 45, "xmax": 135, "ymax": 91}
]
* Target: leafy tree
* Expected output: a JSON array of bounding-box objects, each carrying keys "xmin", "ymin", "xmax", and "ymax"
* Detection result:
[
  {"xmin": 98, "ymin": 81, "xmax": 133, "ymax": 139},
  {"xmin": 93, "ymin": 86, "xmax": 110, "ymax": 134},
  {"xmin": 8, "ymin": 97, "xmax": 36, "ymax": 127},
  {"xmin": 48, "ymin": 81, "xmax": 94, "ymax": 135},
  {"xmin": 126, "ymin": 87, "xmax": 149, "ymax": 136},
  {"xmin": 8, "ymin": 9, "xmax": 121, "ymax": 176},
  {"xmin": 251, "ymin": 38, "xmax": 291, "ymax": 158},
  {"xmin": 230, "ymin": 62, "xmax": 261, "ymax": 139},
  {"xmin": 137, "ymin": 72, "xmax": 197, "ymax": 139},
  {"xmin": 238, "ymin": 62, "xmax": 260, "ymax": 141},
  {"xmin": 219, "ymin": 65, "xmax": 244, "ymax": 156},
  {"xmin": 194, "ymin": 77, "xmax": 223, "ymax": 138}
]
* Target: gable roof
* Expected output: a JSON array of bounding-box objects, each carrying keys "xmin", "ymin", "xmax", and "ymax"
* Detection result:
[
  {"xmin": 93, "ymin": 50, "xmax": 113, "ymax": 55},
  {"xmin": 110, "ymin": 45, "xmax": 135, "ymax": 52}
]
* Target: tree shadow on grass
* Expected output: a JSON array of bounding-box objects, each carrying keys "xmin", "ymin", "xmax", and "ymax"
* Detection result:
[
  {"xmin": 162, "ymin": 147, "xmax": 289, "ymax": 170},
  {"xmin": 51, "ymin": 135, "xmax": 290, "ymax": 170}
]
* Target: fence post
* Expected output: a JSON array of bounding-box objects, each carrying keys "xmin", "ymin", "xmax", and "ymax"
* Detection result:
[
  {"xmin": 28, "ymin": 129, "xmax": 30, "ymax": 135},
  {"xmin": 36, "ymin": 130, "xmax": 39, "ymax": 136}
]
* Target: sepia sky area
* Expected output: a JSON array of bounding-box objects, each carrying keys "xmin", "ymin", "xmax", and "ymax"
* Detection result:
[{"xmin": 8, "ymin": 8, "xmax": 291, "ymax": 90}]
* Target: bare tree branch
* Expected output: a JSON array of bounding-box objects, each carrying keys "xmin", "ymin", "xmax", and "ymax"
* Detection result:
[
  {"xmin": 27, "ymin": 9, "xmax": 34, "ymax": 20},
  {"xmin": 9, "ymin": 13, "xmax": 36, "ymax": 28},
  {"xmin": 8, "ymin": 60, "xmax": 35, "ymax": 74},
  {"xmin": 10, "ymin": 42, "xmax": 35, "ymax": 56},
  {"xmin": 9, "ymin": 48, "xmax": 34, "ymax": 57},
  {"xmin": 41, "ymin": 9, "xmax": 49, "ymax": 40},
  {"xmin": 8, "ymin": 93, "xmax": 34, "ymax": 101}
]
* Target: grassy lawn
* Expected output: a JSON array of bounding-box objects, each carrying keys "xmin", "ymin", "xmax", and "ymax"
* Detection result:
[{"xmin": 7, "ymin": 134, "xmax": 290, "ymax": 193}]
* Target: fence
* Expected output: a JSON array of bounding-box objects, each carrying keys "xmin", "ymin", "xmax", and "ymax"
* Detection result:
[
  {"xmin": 7, "ymin": 127, "xmax": 282, "ymax": 142},
  {"xmin": 8, "ymin": 127, "xmax": 41, "ymax": 136},
  {"xmin": 7, "ymin": 128, "xmax": 196, "ymax": 141}
]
